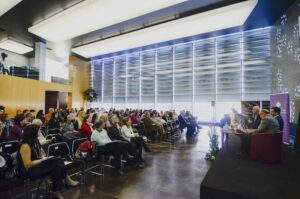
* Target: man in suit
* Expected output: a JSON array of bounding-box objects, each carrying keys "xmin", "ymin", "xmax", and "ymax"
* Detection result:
[
  {"xmin": 240, "ymin": 109, "xmax": 280, "ymax": 154},
  {"xmin": 270, "ymin": 107, "xmax": 284, "ymax": 131},
  {"xmin": 249, "ymin": 105, "xmax": 261, "ymax": 129}
]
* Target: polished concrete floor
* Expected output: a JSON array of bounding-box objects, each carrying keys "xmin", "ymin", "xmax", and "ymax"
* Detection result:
[{"xmin": 62, "ymin": 129, "xmax": 212, "ymax": 199}]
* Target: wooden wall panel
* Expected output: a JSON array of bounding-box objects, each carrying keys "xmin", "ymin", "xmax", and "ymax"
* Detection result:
[
  {"xmin": 0, "ymin": 56, "xmax": 89, "ymax": 117},
  {"xmin": 69, "ymin": 56, "xmax": 90, "ymax": 109},
  {"xmin": 0, "ymin": 74, "xmax": 71, "ymax": 117}
]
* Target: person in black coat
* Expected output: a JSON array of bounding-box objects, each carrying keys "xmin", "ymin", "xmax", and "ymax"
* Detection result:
[
  {"xmin": 107, "ymin": 115, "xmax": 140, "ymax": 166},
  {"xmin": 270, "ymin": 106, "xmax": 284, "ymax": 131}
]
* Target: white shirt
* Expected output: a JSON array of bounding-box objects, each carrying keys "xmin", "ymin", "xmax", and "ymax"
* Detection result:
[
  {"xmin": 91, "ymin": 128, "xmax": 112, "ymax": 146},
  {"xmin": 121, "ymin": 125, "xmax": 136, "ymax": 142}
]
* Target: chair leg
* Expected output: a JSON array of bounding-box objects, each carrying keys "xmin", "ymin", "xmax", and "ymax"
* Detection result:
[{"xmin": 24, "ymin": 179, "xmax": 30, "ymax": 199}]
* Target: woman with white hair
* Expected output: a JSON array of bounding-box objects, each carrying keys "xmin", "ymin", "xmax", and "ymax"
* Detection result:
[{"xmin": 32, "ymin": 118, "xmax": 51, "ymax": 146}]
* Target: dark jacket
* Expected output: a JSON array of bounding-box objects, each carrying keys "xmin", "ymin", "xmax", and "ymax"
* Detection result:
[
  {"xmin": 107, "ymin": 125, "xmax": 127, "ymax": 142},
  {"xmin": 178, "ymin": 115, "xmax": 188, "ymax": 130},
  {"xmin": 275, "ymin": 115, "xmax": 284, "ymax": 131},
  {"xmin": 250, "ymin": 113, "xmax": 261, "ymax": 129}
]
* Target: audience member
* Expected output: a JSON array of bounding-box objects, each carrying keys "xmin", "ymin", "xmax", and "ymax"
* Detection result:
[
  {"xmin": 91, "ymin": 120, "xmax": 129, "ymax": 175},
  {"xmin": 8, "ymin": 114, "xmax": 29, "ymax": 141},
  {"xmin": 121, "ymin": 117, "xmax": 150, "ymax": 162},
  {"xmin": 45, "ymin": 108, "xmax": 54, "ymax": 124},
  {"xmin": 0, "ymin": 113, "xmax": 12, "ymax": 142},
  {"xmin": 48, "ymin": 112, "xmax": 61, "ymax": 129},
  {"xmin": 18, "ymin": 124, "xmax": 79, "ymax": 199},
  {"xmin": 36, "ymin": 110, "xmax": 45, "ymax": 124},
  {"xmin": 80, "ymin": 115, "xmax": 93, "ymax": 139},
  {"xmin": 32, "ymin": 118, "xmax": 51, "ymax": 146}
]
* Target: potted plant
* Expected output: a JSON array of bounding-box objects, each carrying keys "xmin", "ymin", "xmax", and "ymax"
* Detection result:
[{"xmin": 84, "ymin": 88, "xmax": 97, "ymax": 108}]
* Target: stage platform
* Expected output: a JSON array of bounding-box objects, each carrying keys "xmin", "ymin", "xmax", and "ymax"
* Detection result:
[{"xmin": 200, "ymin": 135, "xmax": 300, "ymax": 199}]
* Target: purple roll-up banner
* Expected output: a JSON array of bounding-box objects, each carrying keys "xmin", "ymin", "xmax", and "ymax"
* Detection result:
[{"xmin": 270, "ymin": 93, "xmax": 290, "ymax": 144}]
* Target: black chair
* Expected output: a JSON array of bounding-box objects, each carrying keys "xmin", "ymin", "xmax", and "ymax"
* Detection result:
[
  {"xmin": 0, "ymin": 141, "xmax": 25, "ymax": 198},
  {"xmin": 45, "ymin": 134, "xmax": 63, "ymax": 143},
  {"xmin": 47, "ymin": 128, "xmax": 61, "ymax": 135},
  {"xmin": 0, "ymin": 141, "xmax": 19, "ymax": 155},
  {"xmin": 47, "ymin": 142, "xmax": 71, "ymax": 159},
  {"xmin": 71, "ymin": 138, "xmax": 88, "ymax": 158}
]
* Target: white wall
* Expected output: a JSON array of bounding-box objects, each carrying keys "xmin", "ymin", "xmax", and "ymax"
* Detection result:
[{"xmin": 44, "ymin": 40, "xmax": 71, "ymax": 82}]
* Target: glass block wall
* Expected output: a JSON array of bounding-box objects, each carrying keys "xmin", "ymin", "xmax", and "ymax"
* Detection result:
[{"xmin": 91, "ymin": 27, "xmax": 271, "ymax": 121}]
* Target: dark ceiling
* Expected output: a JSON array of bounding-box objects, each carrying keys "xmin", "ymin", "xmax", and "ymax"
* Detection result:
[{"xmin": 0, "ymin": 0, "xmax": 296, "ymax": 58}]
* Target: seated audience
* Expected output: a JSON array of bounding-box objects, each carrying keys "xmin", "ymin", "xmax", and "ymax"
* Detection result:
[
  {"xmin": 80, "ymin": 116, "xmax": 93, "ymax": 139},
  {"xmin": 8, "ymin": 115, "xmax": 29, "ymax": 141},
  {"xmin": 36, "ymin": 109, "xmax": 45, "ymax": 124},
  {"xmin": 61, "ymin": 115, "xmax": 80, "ymax": 140},
  {"xmin": 45, "ymin": 108, "xmax": 54, "ymax": 124},
  {"xmin": 107, "ymin": 115, "xmax": 140, "ymax": 164},
  {"xmin": 18, "ymin": 124, "xmax": 79, "ymax": 199},
  {"xmin": 15, "ymin": 109, "xmax": 23, "ymax": 119},
  {"xmin": 0, "ymin": 105, "xmax": 4, "ymax": 114},
  {"xmin": 77, "ymin": 108, "xmax": 85, "ymax": 127},
  {"xmin": 25, "ymin": 111, "xmax": 35, "ymax": 123},
  {"xmin": 100, "ymin": 114, "xmax": 111, "ymax": 129},
  {"xmin": 48, "ymin": 112, "xmax": 61, "ymax": 129},
  {"xmin": 121, "ymin": 117, "xmax": 151, "ymax": 162},
  {"xmin": 32, "ymin": 119, "xmax": 51, "ymax": 146},
  {"xmin": 91, "ymin": 120, "xmax": 132, "ymax": 175},
  {"xmin": 0, "ymin": 113, "xmax": 12, "ymax": 142},
  {"xmin": 270, "ymin": 106, "xmax": 284, "ymax": 131}
]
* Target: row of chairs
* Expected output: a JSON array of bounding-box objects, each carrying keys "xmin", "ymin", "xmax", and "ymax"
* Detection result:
[
  {"xmin": 0, "ymin": 138, "xmax": 99, "ymax": 198},
  {"xmin": 163, "ymin": 120, "xmax": 181, "ymax": 142}
]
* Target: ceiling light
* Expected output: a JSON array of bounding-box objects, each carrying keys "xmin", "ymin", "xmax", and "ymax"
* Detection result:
[
  {"xmin": 28, "ymin": 0, "xmax": 185, "ymax": 42},
  {"xmin": 0, "ymin": 38, "xmax": 33, "ymax": 54},
  {"xmin": 0, "ymin": 0, "xmax": 22, "ymax": 17},
  {"xmin": 72, "ymin": 0, "xmax": 258, "ymax": 58}
]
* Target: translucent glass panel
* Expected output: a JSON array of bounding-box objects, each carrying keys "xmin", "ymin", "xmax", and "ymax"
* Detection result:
[
  {"xmin": 156, "ymin": 47, "xmax": 173, "ymax": 103},
  {"xmin": 194, "ymin": 102, "xmax": 214, "ymax": 121},
  {"xmin": 215, "ymin": 101, "xmax": 241, "ymax": 121},
  {"xmin": 141, "ymin": 50, "xmax": 155, "ymax": 108},
  {"xmin": 174, "ymin": 43, "xmax": 193, "ymax": 101},
  {"xmin": 127, "ymin": 54, "xmax": 140, "ymax": 106},
  {"xmin": 91, "ymin": 28, "xmax": 271, "ymax": 117},
  {"xmin": 194, "ymin": 39, "xmax": 216, "ymax": 102},
  {"xmin": 114, "ymin": 56, "xmax": 126, "ymax": 105},
  {"xmin": 92, "ymin": 60, "xmax": 103, "ymax": 103},
  {"xmin": 103, "ymin": 59, "xmax": 113, "ymax": 106},
  {"xmin": 217, "ymin": 34, "xmax": 241, "ymax": 101},
  {"xmin": 243, "ymin": 28, "xmax": 271, "ymax": 100}
]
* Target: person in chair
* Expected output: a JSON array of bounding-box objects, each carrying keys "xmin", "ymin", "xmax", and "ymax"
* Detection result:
[
  {"xmin": 249, "ymin": 105, "xmax": 261, "ymax": 129},
  {"xmin": 270, "ymin": 106, "xmax": 284, "ymax": 131},
  {"xmin": 240, "ymin": 109, "xmax": 280, "ymax": 154}
]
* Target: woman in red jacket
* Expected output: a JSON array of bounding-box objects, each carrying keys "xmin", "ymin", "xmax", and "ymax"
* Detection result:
[{"xmin": 80, "ymin": 116, "xmax": 93, "ymax": 140}]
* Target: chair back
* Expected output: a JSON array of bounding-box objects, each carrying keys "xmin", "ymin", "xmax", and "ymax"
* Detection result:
[
  {"xmin": 0, "ymin": 141, "xmax": 19, "ymax": 155},
  {"xmin": 47, "ymin": 142, "xmax": 71, "ymax": 158},
  {"xmin": 250, "ymin": 132, "xmax": 283, "ymax": 164},
  {"xmin": 45, "ymin": 134, "xmax": 63, "ymax": 143},
  {"xmin": 47, "ymin": 128, "xmax": 60, "ymax": 135},
  {"xmin": 71, "ymin": 138, "xmax": 88, "ymax": 155}
]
